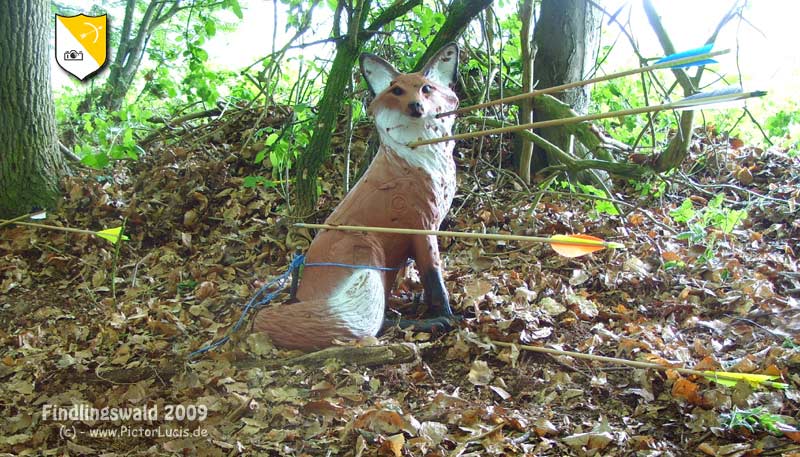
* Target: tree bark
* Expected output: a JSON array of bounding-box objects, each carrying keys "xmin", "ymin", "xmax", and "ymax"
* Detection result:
[
  {"xmin": 530, "ymin": 0, "xmax": 601, "ymax": 169},
  {"xmin": 291, "ymin": 0, "xmax": 421, "ymax": 220},
  {"xmin": 517, "ymin": 0, "xmax": 535, "ymax": 184},
  {"xmin": 0, "ymin": 0, "xmax": 67, "ymax": 218},
  {"xmin": 292, "ymin": 39, "xmax": 361, "ymax": 219}
]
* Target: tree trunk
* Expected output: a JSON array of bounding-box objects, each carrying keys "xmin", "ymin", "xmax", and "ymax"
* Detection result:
[
  {"xmin": 530, "ymin": 0, "xmax": 601, "ymax": 169},
  {"xmin": 291, "ymin": 0, "xmax": 421, "ymax": 220},
  {"xmin": 517, "ymin": 0, "xmax": 535, "ymax": 184},
  {"xmin": 0, "ymin": 0, "xmax": 66, "ymax": 218},
  {"xmin": 292, "ymin": 40, "xmax": 361, "ymax": 219}
]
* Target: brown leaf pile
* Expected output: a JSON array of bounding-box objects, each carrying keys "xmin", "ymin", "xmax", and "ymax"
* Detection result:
[{"xmin": 1, "ymin": 115, "xmax": 799, "ymax": 455}]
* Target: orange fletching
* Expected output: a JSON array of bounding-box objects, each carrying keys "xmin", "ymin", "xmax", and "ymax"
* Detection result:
[{"xmin": 550, "ymin": 234, "xmax": 606, "ymax": 258}]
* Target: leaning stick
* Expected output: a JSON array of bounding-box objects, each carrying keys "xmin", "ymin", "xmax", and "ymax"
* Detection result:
[
  {"xmin": 295, "ymin": 223, "xmax": 623, "ymax": 249},
  {"xmin": 409, "ymin": 90, "xmax": 766, "ymax": 148},
  {"xmin": 436, "ymin": 48, "xmax": 730, "ymax": 118},
  {"xmin": 491, "ymin": 341, "xmax": 788, "ymax": 389}
]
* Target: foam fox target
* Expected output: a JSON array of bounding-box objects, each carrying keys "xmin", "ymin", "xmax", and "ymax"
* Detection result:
[{"xmin": 253, "ymin": 44, "xmax": 462, "ymax": 350}]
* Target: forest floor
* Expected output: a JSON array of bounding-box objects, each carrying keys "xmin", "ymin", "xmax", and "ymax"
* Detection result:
[{"xmin": 1, "ymin": 109, "xmax": 800, "ymax": 456}]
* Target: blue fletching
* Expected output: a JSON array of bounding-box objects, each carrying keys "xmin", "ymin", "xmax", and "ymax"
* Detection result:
[
  {"xmin": 669, "ymin": 59, "xmax": 715, "ymax": 68},
  {"xmin": 672, "ymin": 86, "xmax": 766, "ymax": 110},
  {"xmin": 681, "ymin": 86, "xmax": 742, "ymax": 102},
  {"xmin": 655, "ymin": 44, "xmax": 716, "ymax": 68}
]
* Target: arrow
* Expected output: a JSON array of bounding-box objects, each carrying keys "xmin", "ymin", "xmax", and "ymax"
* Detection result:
[
  {"xmin": 295, "ymin": 223, "xmax": 624, "ymax": 257},
  {"xmin": 0, "ymin": 212, "xmax": 37, "ymax": 229},
  {"xmin": 0, "ymin": 219, "xmax": 129, "ymax": 245},
  {"xmin": 435, "ymin": 46, "xmax": 730, "ymax": 118},
  {"xmin": 491, "ymin": 341, "xmax": 789, "ymax": 390},
  {"xmin": 671, "ymin": 86, "xmax": 757, "ymax": 109},
  {"xmin": 410, "ymin": 88, "xmax": 766, "ymax": 148},
  {"xmin": 80, "ymin": 22, "xmax": 103, "ymax": 43}
]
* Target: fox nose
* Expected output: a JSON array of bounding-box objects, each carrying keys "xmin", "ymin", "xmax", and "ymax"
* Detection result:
[{"xmin": 408, "ymin": 101, "xmax": 424, "ymax": 117}]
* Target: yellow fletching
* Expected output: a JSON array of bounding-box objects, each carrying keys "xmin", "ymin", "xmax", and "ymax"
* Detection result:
[
  {"xmin": 96, "ymin": 227, "xmax": 129, "ymax": 244},
  {"xmin": 550, "ymin": 234, "xmax": 607, "ymax": 258},
  {"xmin": 702, "ymin": 371, "xmax": 788, "ymax": 389}
]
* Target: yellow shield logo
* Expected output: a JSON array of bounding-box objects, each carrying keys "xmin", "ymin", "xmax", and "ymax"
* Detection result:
[{"xmin": 55, "ymin": 14, "xmax": 107, "ymax": 81}]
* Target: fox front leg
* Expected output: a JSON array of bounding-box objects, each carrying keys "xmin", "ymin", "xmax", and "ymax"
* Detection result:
[
  {"xmin": 422, "ymin": 268, "xmax": 452, "ymax": 317},
  {"xmin": 382, "ymin": 235, "xmax": 459, "ymax": 334},
  {"xmin": 412, "ymin": 234, "xmax": 452, "ymax": 316}
]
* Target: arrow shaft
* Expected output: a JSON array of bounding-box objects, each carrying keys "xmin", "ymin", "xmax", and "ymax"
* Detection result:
[
  {"xmin": 295, "ymin": 223, "xmax": 610, "ymax": 247},
  {"xmin": 491, "ymin": 341, "xmax": 785, "ymax": 388},
  {"xmin": 0, "ymin": 220, "xmax": 96, "ymax": 236},
  {"xmin": 410, "ymin": 90, "xmax": 765, "ymax": 148},
  {"xmin": 437, "ymin": 49, "xmax": 730, "ymax": 118},
  {"xmin": 0, "ymin": 213, "xmax": 33, "ymax": 229}
]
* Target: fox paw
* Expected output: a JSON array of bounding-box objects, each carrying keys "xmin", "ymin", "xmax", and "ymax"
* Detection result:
[{"xmin": 384, "ymin": 315, "xmax": 462, "ymax": 334}]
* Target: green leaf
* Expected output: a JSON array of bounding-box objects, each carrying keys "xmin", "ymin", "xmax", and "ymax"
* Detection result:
[
  {"xmin": 243, "ymin": 176, "xmax": 259, "ymax": 188},
  {"xmin": 228, "ymin": 0, "xmax": 243, "ymax": 19},
  {"xmin": 670, "ymin": 199, "xmax": 695, "ymax": 224},
  {"xmin": 204, "ymin": 19, "xmax": 216, "ymax": 37},
  {"xmin": 663, "ymin": 260, "xmax": 685, "ymax": 270},
  {"xmin": 265, "ymin": 133, "xmax": 280, "ymax": 146},
  {"xmin": 81, "ymin": 153, "xmax": 109, "ymax": 169}
]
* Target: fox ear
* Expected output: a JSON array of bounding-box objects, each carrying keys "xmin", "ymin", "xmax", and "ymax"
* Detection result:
[
  {"xmin": 422, "ymin": 43, "xmax": 459, "ymax": 88},
  {"xmin": 360, "ymin": 53, "xmax": 400, "ymax": 95}
]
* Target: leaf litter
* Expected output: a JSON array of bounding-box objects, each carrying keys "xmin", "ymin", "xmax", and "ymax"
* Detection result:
[{"xmin": 0, "ymin": 113, "xmax": 799, "ymax": 455}]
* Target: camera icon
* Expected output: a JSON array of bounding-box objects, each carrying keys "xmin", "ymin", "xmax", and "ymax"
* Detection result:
[{"xmin": 64, "ymin": 50, "xmax": 83, "ymax": 61}]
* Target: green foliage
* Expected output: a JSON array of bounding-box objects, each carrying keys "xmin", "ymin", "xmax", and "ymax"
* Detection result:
[
  {"xmin": 56, "ymin": 89, "xmax": 150, "ymax": 168},
  {"xmin": 244, "ymin": 103, "xmax": 315, "ymax": 186},
  {"xmin": 720, "ymin": 407, "xmax": 795, "ymax": 436},
  {"xmin": 143, "ymin": 6, "xmax": 237, "ymax": 106},
  {"xmin": 177, "ymin": 279, "xmax": 198, "ymax": 294},
  {"xmin": 555, "ymin": 181, "xmax": 619, "ymax": 217},
  {"xmin": 577, "ymin": 183, "xmax": 619, "ymax": 216},
  {"xmin": 663, "ymin": 260, "xmax": 686, "ymax": 270},
  {"xmin": 242, "ymin": 176, "xmax": 278, "ymax": 188},
  {"xmin": 672, "ymin": 194, "xmax": 746, "ymax": 234},
  {"xmin": 633, "ymin": 179, "xmax": 667, "ymax": 198},
  {"xmin": 591, "ymin": 77, "xmax": 676, "ymax": 148},
  {"xmin": 671, "ymin": 194, "xmax": 747, "ymax": 263},
  {"xmin": 670, "ymin": 198, "xmax": 696, "ymax": 224},
  {"xmin": 703, "ymin": 194, "xmax": 747, "ymax": 234},
  {"xmin": 765, "ymin": 109, "xmax": 800, "ymax": 138}
]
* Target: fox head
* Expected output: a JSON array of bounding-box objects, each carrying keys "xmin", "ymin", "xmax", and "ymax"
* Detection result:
[{"xmin": 359, "ymin": 44, "xmax": 459, "ymax": 149}]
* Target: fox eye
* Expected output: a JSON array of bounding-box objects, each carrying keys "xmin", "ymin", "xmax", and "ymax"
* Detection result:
[
  {"xmin": 421, "ymin": 84, "xmax": 433, "ymax": 94},
  {"xmin": 391, "ymin": 86, "xmax": 404, "ymax": 96}
]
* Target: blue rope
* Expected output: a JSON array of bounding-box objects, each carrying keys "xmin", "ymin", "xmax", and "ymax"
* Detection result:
[
  {"xmin": 189, "ymin": 254, "xmax": 306, "ymax": 359},
  {"xmin": 188, "ymin": 255, "xmax": 405, "ymax": 359}
]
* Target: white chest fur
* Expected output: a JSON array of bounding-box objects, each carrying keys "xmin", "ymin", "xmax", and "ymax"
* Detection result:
[{"xmin": 373, "ymin": 109, "xmax": 457, "ymax": 221}]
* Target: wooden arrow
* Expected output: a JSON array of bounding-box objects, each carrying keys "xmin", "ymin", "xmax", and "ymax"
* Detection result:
[
  {"xmin": 295, "ymin": 223, "xmax": 624, "ymax": 257},
  {"xmin": 409, "ymin": 89, "xmax": 766, "ymax": 148},
  {"xmin": 491, "ymin": 340, "xmax": 788, "ymax": 390},
  {"xmin": 436, "ymin": 46, "xmax": 730, "ymax": 118}
]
